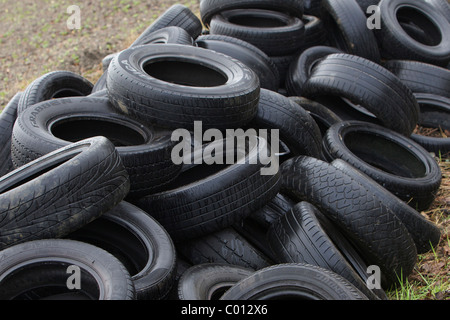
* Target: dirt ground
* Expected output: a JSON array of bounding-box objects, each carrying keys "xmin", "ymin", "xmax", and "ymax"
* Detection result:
[
  {"xmin": 0, "ymin": 0, "xmax": 200, "ymax": 108},
  {"xmin": 0, "ymin": 0, "xmax": 449, "ymax": 300}
]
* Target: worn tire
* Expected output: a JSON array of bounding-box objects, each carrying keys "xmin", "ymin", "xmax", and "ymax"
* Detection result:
[
  {"xmin": 200, "ymin": 0, "xmax": 305, "ymax": 26},
  {"xmin": 303, "ymin": 53, "xmax": 419, "ymax": 136},
  {"xmin": 0, "ymin": 239, "xmax": 135, "ymax": 300},
  {"xmin": 209, "ymin": 9, "xmax": 305, "ymax": 57},
  {"xmin": 332, "ymin": 159, "xmax": 441, "ymax": 254},
  {"xmin": 106, "ymin": 44, "xmax": 260, "ymax": 130},
  {"xmin": 11, "ymin": 96, "xmax": 180, "ymax": 198},
  {"xmin": 410, "ymin": 93, "xmax": 450, "ymax": 156},
  {"xmin": 267, "ymin": 202, "xmax": 382, "ymax": 300},
  {"xmin": 249, "ymin": 88, "xmax": 322, "ymax": 159},
  {"xmin": 195, "ymin": 34, "xmax": 280, "ymax": 91},
  {"xmin": 220, "ymin": 263, "xmax": 368, "ymax": 300},
  {"xmin": 136, "ymin": 136, "xmax": 281, "ymax": 242},
  {"xmin": 376, "ymin": 0, "xmax": 450, "ymax": 66},
  {"xmin": 384, "ymin": 60, "xmax": 450, "ymax": 99},
  {"xmin": 280, "ymin": 156, "xmax": 418, "ymax": 288},
  {"xmin": 285, "ymin": 45, "xmax": 342, "ymax": 97},
  {"xmin": 322, "ymin": 121, "xmax": 442, "ymax": 211},
  {"xmin": 0, "ymin": 137, "xmax": 130, "ymax": 251},
  {"xmin": 66, "ymin": 201, "xmax": 177, "ymax": 300},
  {"xmin": 321, "ymin": 0, "xmax": 380, "ymax": 62},
  {"xmin": 0, "ymin": 92, "xmax": 21, "ymax": 176},
  {"xmin": 131, "ymin": 4, "xmax": 202, "ymax": 45},
  {"xmin": 17, "ymin": 70, "xmax": 93, "ymax": 113},
  {"xmin": 178, "ymin": 263, "xmax": 254, "ymax": 300}
]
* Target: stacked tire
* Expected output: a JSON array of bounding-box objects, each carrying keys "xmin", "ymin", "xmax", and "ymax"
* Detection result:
[{"xmin": 0, "ymin": 1, "xmax": 448, "ymax": 301}]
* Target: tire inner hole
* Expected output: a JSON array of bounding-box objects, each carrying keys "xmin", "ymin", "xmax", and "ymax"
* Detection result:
[
  {"xmin": 344, "ymin": 131, "xmax": 427, "ymax": 178},
  {"xmin": 396, "ymin": 6, "xmax": 442, "ymax": 46}
]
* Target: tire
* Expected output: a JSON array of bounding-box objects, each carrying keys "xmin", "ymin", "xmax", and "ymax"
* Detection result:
[
  {"xmin": 209, "ymin": 9, "xmax": 305, "ymax": 57},
  {"xmin": 200, "ymin": 0, "xmax": 305, "ymax": 26},
  {"xmin": 383, "ymin": 60, "xmax": 450, "ymax": 99},
  {"xmin": 321, "ymin": 0, "xmax": 381, "ymax": 62},
  {"xmin": 131, "ymin": 25, "xmax": 194, "ymax": 48},
  {"xmin": 322, "ymin": 121, "xmax": 442, "ymax": 212},
  {"xmin": 136, "ymin": 136, "xmax": 281, "ymax": 242},
  {"xmin": 177, "ymin": 227, "xmax": 274, "ymax": 271},
  {"xmin": 285, "ymin": 45, "xmax": 343, "ymax": 97},
  {"xmin": 299, "ymin": 15, "xmax": 328, "ymax": 51},
  {"xmin": 331, "ymin": 159, "xmax": 441, "ymax": 254},
  {"xmin": 0, "ymin": 92, "xmax": 21, "ymax": 177},
  {"xmin": 0, "ymin": 239, "xmax": 135, "ymax": 300},
  {"xmin": 17, "ymin": 70, "xmax": 93, "ymax": 113},
  {"xmin": 130, "ymin": 4, "xmax": 202, "ymax": 46},
  {"xmin": 302, "ymin": 53, "xmax": 419, "ymax": 136},
  {"xmin": 195, "ymin": 34, "xmax": 280, "ymax": 91},
  {"xmin": 426, "ymin": 0, "xmax": 450, "ymax": 23},
  {"xmin": 95, "ymin": 26, "xmax": 195, "ymax": 94},
  {"xmin": 66, "ymin": 201, "xmax": 177, "ymax": 300},
  {"xmin": 270, "ymin": 54, "xmax": 297, "ymax": 88},
  {"xmin": 288, "ymin": 96, "xmax": 342, "ymax": 137},
  {"xmin": 267, "ymin": 202, "xmax": 382, "ymax": 300},
  {"xmin": 178, "ymin": 263, "xmax": 254, "ymax": 300},
  {"xmin": 376, "ymin": 0, "xmax": 450, "ymax": 66},
  {"xmin": 0, "ymin": 137, "xmax": 130, "ymax": 251},
  {"xmin": 304, "ymin": 0, "xmax": 323, "ymax": 17},
  {"xmin": 280, "ymin": 156, "xmax": 418, "ymax": 287},
  {"xmin": 220, "ymin": 263, "xmax": 368, "ymax": 300},
  {"xmin": 106, "ymin": 44, "xmax": 260, "ymax": 130},
  {"xmin": 248, "ymin": 88, "xmax": 322, "ymax": 159},
  {"xmin": 11, "ymin": 96, "xmax": 181, "ymax": 198},
  {"xmin": 410, "ymin": 93, "xmax": 450, "ymax": 156}
]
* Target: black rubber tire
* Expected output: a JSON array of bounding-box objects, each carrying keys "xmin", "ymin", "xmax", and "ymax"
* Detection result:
[
  {"xmin": 17, "ymin": 70, "xmax": 93, "ymax": 113},
  {"xmin": 0, "ymin": 137, "xmax": 130, "ymax": 251},
  {"xmin": 11, "ymin": 96, "xmax": 180, "ymax": 198},
  {"xmin": 130, "ymin": 4, "xmax": 202, "ymax": 46},
  {"xmin": 209, "ymin": 9, "xmax": 305, "ymax": 57},
  {"xmin": 267, "ymin": 202, "xmax": 382, "ymax": 300},
  {"xmin": 136, "ymin": 136, "xmax": 281, "ymax": 242},
  {"xmin": 299, "ymin": 15, "xmax": 328, "ymax": 51},
  {"xmin": 302, "ymin": 53, "xmax": 420, "ymax": 136},
  {"xmin": 383, "ymin": 60, "xmax": 450, "ymax": 99},
  {"xmin": 321, "ymin": 0, "xmax": 381, "ymax": 62},
  {"xmin": 280, "ymin": 156, "xmax": 418, "ymax": 288},
  {"xmin": 322, "ymin": 121, "xmax": 443, "ymax": 212},
  {"xmin": 220, "ymin": 263, "xmax": 368, "ymax": 300},
  {"xmin": 95, "ymin": 26, "xmax": 195, "ymax": 94},
  {"xmin": 0, "ymin": 92, "xmax": 21, "ymax": 177},
  {"xmin": 426, "ymin": 0, "xmax": 450, "ymax": 23},
  {"xmin": 331, "ymin": 159, "xmax": 441, "ymax": 254},
  {"xmin": 410, "ymin": 93, "xmax": 450, "ymax": 157},
  {"xmin": 376, "ymin": 0, "xmax": 450, "ymax": 66},
  {"xmin": 66, "ymin": 201, "xmax": 177, "ymax": 300},
  {"xmin": 285, "ymin": 45, "xmax": 343, "ymax": 97},
  {"xmin": 106, "ymin": 44, "xmax": 260, "ymax": 130},
  {"xmin": 0, "ymin": 239, "xmax": 135, "ymax": 300},
  {"xmin": 248, "ymin": 88, "xmax": 322, "ymax": 159},
  {"xmin": 195, "ymin": 34, "xmax": 280, "ymax": 91},
  {"xmin": 177, "ymin": 227, "xmax": 274, "ymax": 271},
  {"xmin": 200, "ymin": 0, "xmax": 305, "ymax": 26},
  {"xmin": 130, "ymin": 25, "xmax": 194, "ymax": 48},
  {"xmin": 304, "ymin": 0, "xmax": 323, "ymax": 17},
  {"xmin": 178, "ymin": 263, "xmax": 254, "ymax": 300},
  {"xmin": 270, "ymin": 54, "xmax": 297, "ymax": 88},
  {"xmin": 288, "ymin": 96, "xmax": 342, "ymax": 137}
]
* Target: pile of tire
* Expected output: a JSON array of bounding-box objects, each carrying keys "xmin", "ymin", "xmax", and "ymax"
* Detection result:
[{"xmin": 0, "ymin": 0, "xmax": 449, "ymax": 301}]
